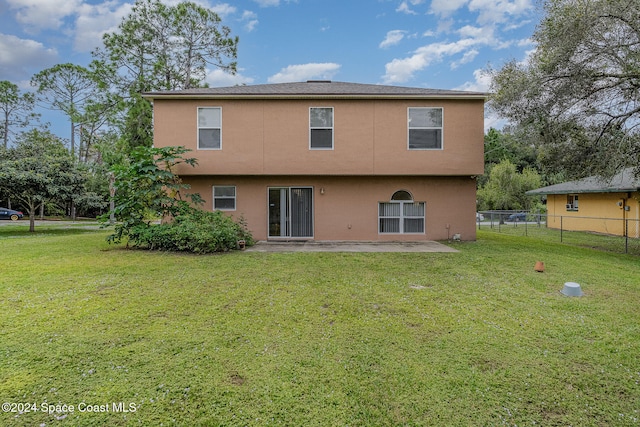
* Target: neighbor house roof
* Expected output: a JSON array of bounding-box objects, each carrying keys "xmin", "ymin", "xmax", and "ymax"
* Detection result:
[
  {"xmin": 526, "ymin": 168, "xmax": 640, "ymax": 196},
  {"xmin": 142, "ymin": 80, "xmax": 487, "ymax": 101}
]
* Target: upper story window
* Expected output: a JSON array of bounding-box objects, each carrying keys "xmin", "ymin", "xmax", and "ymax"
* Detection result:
[
  {"xmin": 310, "ymin": 107, "xmax": 333, "ymax": 150},
  {"xmin": 566, "ymin": 194, "xmax": 579, "ymax": 211},
  {"xmin": 198, "ymin": 107, "xmax": 221, "ymax": 150},
  {"xmin": 408, "ymin": 107, "xmax": 443, "ymax": 150}
]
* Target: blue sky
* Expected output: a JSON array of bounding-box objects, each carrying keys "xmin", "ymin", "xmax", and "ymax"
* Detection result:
[{"xmin": 0, "ymin": 0, "xmax": 540, "ymax": 139}]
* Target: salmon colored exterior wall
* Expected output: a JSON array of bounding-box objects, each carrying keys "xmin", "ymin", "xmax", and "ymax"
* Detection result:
[
  {"xmin": 183, "ymin": 176, "xmax": 477, "ymax": 241},
  {"xmin": 546, "ymin": 192, "xmax": 640, "ymax": 237},
  {"xmin": 152, "ymin": 96, "xmax": 484, "ymax": 241},
  {"xmin": 153, "ymin": 99, "xmax": 485, "ymax": 177}
]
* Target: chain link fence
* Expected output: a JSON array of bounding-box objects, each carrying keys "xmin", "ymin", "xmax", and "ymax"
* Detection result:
[{"xmin": 477, "ymin": 210, "xmax": 640, "ymax": 255}]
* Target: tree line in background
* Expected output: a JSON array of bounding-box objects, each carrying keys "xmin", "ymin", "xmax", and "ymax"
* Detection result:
[
  {"xmin": 481, "ymin": 0, "xmax": 639, "ymax": 212},
  {"xmin": 2, "ymin": 0, "xmax": 639, "ymax": 225},
  {"xmin": 0, "ymin": 0, "xmax": 238, "ymax": 234},
  {"xmin": 486, "ymin": 0, "xmax": 640, "ymax": 181}
]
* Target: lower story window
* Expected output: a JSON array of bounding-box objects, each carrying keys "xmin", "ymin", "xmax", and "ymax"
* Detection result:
[
  {"xmin": 379, "ymin": 201, "xmax": 425, "ymax": 234},
  {"xmin": 566, "ymin": 194, "xmax": 578, "ymax": 211},
  {"xmin": 213, "ymin": 186, "xmax": 236, "ymax": 210}
]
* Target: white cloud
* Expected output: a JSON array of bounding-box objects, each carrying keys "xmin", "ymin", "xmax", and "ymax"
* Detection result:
[
  {"xmin": 74, "ymin": 1, "xmax": 133, "ymax": 53},
  {"xmin": 381, "ymin": 17, "xmax": 523, "ymax": 83},
  {"xmin": 457, "ymin": 25, "xmax": 501, "ymax": 47},
  {"xmin": 396, "ymin": 2, "xmax": 416, "ymax": 15},
  {"xmin": 518, "ymin": 38, "xmax": 534, "ymax": 47},
  {"xmin": 468, "ymin": 0, "xmax": 533, "ymax": 25},
  {"xmin": 0, "ymin": 33, "xmax": 58, "ymax": 80},
  {"xmin": 503, "ymin": 19, "xmax": 533, "ymax": 31},
  {"xmin": 72, "ymin": 2, "xmax": 243, "ymax": 53},
  {"xmin": 205, "ymin": 68, "xmax": 254, "ymax": 87},
  {"xmin": 451, "ymin": 49, "xmax": 479, "ymax": 69},
  {"xmin": 250, "ymin": 0, "xmax": 297, "ymax": 7},
  {"xmin": 210, "ymin": 3, "xmax": 237, "ymax": 18},
  {"xmin": 268, "ymin": 63, "xmax": 341, "ymax": 83},
  {"xmin": 253, "ymin": 0, "xmax": 279, "ymax": 6},
  {"xmin": 379, "ymin": 30, "xmax": 406, "ymax": 49},
  {"xmin": 6, "ymin": 0, "xmax": 83, "ymax": 32},
  {"xmin": 457, "ymin": 25, "xmax": 490, "ymax": 40},
  {"xmin": 382, "ymin": 38, "xmax": 477, "ymax": 83},
  {"xmin": 430, "ymin": 0, "xmax": 468, "ymax": 16},
  {"xmin": 454, "ymin": 69, "xmax": 500, "ymax": 132},
  {"xmin": 454, "ymin": 68, "xmax": 491, "ymax": 92},
  {"xmin": 436, "ymin": 18, "xmax": 455, "ymax": 34},
  {"xmin": 397, "ymin": 0, "xmax": 424, "ymax": 14},
  {"xmin": 240, "ymin": 10, "xmax": 259, "ymax": 32}
]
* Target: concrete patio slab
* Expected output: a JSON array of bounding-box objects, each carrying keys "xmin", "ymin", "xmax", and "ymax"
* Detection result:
[{"xmin": 245, "ymin": 240, "xmax": 458, "ymax": 253}]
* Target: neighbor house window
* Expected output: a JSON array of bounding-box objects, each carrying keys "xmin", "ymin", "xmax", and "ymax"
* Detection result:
[
  {"xmin": 310, "ymin": 107, "xmax": 333, "ymax": 149},
  {"xmin": 566, "ymin": 194, "xmax": 579, "ymax": 211},
  {"xmin": 213, "ymin": 186, "xmax": 236, "ymax": 210},
  {"xmin": 198, "ymin": 107, "xmax": 221, "ymax": 149},
  {"xmin": 408, "ymin": 107, "xmax": 443, "ymax": 150},
  {"xmin": 379, "ymin": 190, "xmax": 425, "ymax": 234}
]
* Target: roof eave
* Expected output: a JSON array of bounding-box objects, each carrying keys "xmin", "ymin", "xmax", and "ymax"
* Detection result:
[
  {"xmin": 527, "ymin": 187, "xmax": 640, "ymax": 196},
  {"xmin": 141, "ymin": 93, "xmax": 487, "ymax": 101}
]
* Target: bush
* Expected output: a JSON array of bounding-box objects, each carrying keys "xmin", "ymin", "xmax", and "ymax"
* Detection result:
[{"xmin": 128, "ymin": 205, "xmax": 254, "ymax": 253}]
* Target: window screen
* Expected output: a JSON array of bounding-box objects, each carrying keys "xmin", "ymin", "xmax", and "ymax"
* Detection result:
[
  {"xmin": 408, "ymin": 107, "xmax": 442, "ymax": 150},
  {"xmin": 310, "ymin": 107, "xmax": 333, "ymax": 149},
  {"xmin": 198, "ymin": 107, "xmax": 222, "ymax": 149}
]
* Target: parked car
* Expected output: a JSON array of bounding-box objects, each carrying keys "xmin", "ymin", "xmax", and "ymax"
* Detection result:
[
  {"xmin": 476, "ymin": 212, "xmax": 485, "ymax": 221},
  {"xmin": 0, "ymin": 207, "xmax": 24, "ymax": 221},
  {"xmin": 507, "ymin": 212, "xmax": 527, "ymax": 222}
]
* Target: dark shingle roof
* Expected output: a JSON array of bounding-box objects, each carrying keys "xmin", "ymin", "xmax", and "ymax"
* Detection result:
[
  {"xmin": 526, "ymin": 168, "xmax": 640, "ymax": 195},
  {"xmin": 143, "ymin": 81, "xmax": 486, "ymax": 100}
]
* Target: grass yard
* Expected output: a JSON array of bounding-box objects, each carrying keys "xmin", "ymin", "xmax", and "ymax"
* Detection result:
[
  {"xmin": 478, "ymin": 221, "xmax": 640, "ymax": 256},
  {"xmin": 1, "ymin": 225, "xmax": 639, "ymax": 426}
]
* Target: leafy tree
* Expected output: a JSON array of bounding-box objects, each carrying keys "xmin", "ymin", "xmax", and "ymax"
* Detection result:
[
  {"xmin": 484, "ymin": 127, "xmax": 537, "ymax": 170},
  {"xmin": 0, "ymin": 130, "xmax": 84, "ymax": 231},
  {"xmin": 31, "ymin": 64, "xmax": 103, "ymax": 158},
  {"xmin": 171, "ymin": 2, "xmax": 239, "ymax": 87},
  {"xmin": 482, "ymin": 127, "xmax": 540, "ymax": 187},
  {"xmin": 478, "ymin": 159, "xmax": 542, "ymax": 211},
  {"xmin": 91, "ymin": 0, "xmax": 238, "ymax": 150},
  {"xmin": 95, "ymin": 0, "xmax": 237, "ymax": 91},
  {"xmin": 105, "ymin": 145, "xmax": 253, "ymax": 252},
  {"xmin": 0, "ymin": 81, "xmax": 39, "ymax": 148},
  {"xmin": 105, "ymin": 145, "xmax": 201, "ymax": 245},
  {"xmin": 488, "ymin": 0, "xmax": 640, "ymax": 178}
]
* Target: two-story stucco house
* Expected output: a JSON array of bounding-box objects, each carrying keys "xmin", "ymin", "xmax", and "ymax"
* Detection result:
[{"xmin": 143, "ymin": 81, "xmax": 485, "ymax": 241}]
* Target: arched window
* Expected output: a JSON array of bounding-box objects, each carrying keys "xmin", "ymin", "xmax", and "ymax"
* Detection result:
[
  {"xmin": 391, "ymin": 190, "xmax": 413, "ymax": 201},
  {"xmin": 379, "ymin": 190, "xmax": 425, "ymax": 234}
]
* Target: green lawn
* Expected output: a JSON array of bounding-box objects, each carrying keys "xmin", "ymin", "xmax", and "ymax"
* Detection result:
[
  {"xmin": 478, "ymin": 221, "xmax": 640, "ymax": 255},
  {"xmin": 1, "ymin": 226, "xmax": 639, "ymax": 426}
]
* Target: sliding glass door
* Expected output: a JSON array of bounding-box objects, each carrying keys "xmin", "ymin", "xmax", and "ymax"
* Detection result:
[{"xmin": 268, "ymin": 187, "xmax": 313, "ymax": 238}]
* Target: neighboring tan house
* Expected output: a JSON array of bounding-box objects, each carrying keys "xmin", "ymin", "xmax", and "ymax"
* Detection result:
[
  {"xmin": 143, "ymin": 81, "xmax": 485, "ymax": 241},
  {"xmin": 527, "ymin": 168, "xmax": 640, "ymax": 238}
]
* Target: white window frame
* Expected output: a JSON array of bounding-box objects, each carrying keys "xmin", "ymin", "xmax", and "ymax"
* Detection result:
[
  {"xmin": 213, "ymin": 185, "xmax": 236, "ymax": 211},
  {"xmin": 379, "ymin": 191, "xmax": 425, "ymax": 234},
  {"xmin": 198, "ymin": 107, "xmax": 222, "ymax": 150},
  {"xmin": 309, "ymin": 107, "xmax": 334, "ymax": 150},
  {"xmin": 566, "ymin": 194, "xmax": 579, "ymax": 211},
  {"xmin": 408, "ymin": 107, "xmax": 443, "ymax": 150}
]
